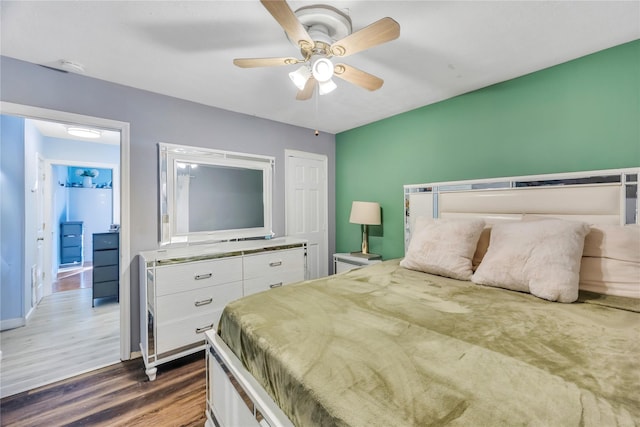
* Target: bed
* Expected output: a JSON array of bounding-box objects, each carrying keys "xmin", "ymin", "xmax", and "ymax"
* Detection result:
[{"xmin": 205, "ymin": 168, "xmax": 640, "ymax": 427}]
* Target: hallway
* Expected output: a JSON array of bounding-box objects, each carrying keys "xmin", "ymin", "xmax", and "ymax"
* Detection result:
[
  {"xmin": 54, "ymin": 262, "xmax": 93, "ymax": 292},
  {"xmin": 0, "ymin": 266, "xmax": 120, "ymax": 398}
]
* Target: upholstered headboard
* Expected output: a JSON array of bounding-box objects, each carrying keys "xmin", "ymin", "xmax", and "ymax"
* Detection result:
[
  {"xmin": 404, "ymin": 168, "xmax": 639, "ymax": 251},
  {"xmin": 403, "ymin": 168, "xmax": 640, "ymax": 299}
]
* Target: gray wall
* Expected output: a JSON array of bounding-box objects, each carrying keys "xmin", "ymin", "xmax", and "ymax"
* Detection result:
[{"xmin": 0, "ymin": 56, "xmax": 336, "ymax": 350}]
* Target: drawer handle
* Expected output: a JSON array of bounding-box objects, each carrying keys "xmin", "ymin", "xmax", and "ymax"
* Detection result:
[
  {"xmin": 194, "ymin": 298, "xmax": 213, "ymax": 307},
  {"xmin": 269, "ymin": 282, "xmax": 283, "ymax": 289},
  {"xmin": 194, "ymin": 273, "xmax": 212, "ymax": 280},
  {"xmin": 269, "ymin": 261, "xmax": 282, "ymax": 267},
  {"xmin": 195, "ymin": 324, "xmax": 214, "ymax": 334}
]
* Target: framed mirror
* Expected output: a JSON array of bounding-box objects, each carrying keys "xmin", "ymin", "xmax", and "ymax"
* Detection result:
[{"xmin": 159, "ymin": 143, "xmax": 274, "ymax": 245}]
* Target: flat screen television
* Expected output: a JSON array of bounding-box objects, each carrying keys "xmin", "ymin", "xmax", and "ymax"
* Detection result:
[{"xmin": 159, "ymin": 143, "xmax": 274, "ymax": 245}]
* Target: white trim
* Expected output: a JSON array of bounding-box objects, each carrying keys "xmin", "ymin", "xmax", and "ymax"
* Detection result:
[
  {"xmin": 284, "ymin": 149, "xmax": 328, "ymax": 163},
  {"xmin": 0, "ymin": 318, "xmax": 26, "ymax": 331},
  {"xmin": 1, "ymin": 101, "xmax": 132, "ymax": 361},
  {"xmin": 403, "ymin": 167, "xmax": 640, "ymax": 190}
]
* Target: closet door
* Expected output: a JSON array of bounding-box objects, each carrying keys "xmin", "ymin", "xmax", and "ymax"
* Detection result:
[{"xmin": 285, "ymin": 151, "xmax": 328, "ymax": 279}]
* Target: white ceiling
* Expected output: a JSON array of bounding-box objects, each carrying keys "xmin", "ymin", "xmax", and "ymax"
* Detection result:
[
  {"xmin": 29, "ymin": 119, "xmax": 121, "ymax": 146},
  {"xmin": 2, "ymin": 1, "xmax": 639, "ymax": 134}
]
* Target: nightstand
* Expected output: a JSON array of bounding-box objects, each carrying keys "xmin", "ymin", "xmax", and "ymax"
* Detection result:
[{"xmin": 333, "ymin": 253, "xmax": 382, "ymax": 274}]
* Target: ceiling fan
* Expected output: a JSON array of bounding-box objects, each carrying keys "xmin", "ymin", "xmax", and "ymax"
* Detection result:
[{"xmin": 233, "ymin": 0, "xmax": 400, "ymax": 100}]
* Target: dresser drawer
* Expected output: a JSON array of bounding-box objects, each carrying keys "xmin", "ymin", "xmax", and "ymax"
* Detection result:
[
  {"xmin": 62, "ymin": 246, "xmax": 82, "ymax": 259},
  {"xmin": 94, "ymin": 249, "xmax": 118, "ymax": 267},
  {"xmin": 61, "ymin": 222, "xmax": 83, "ymax": 236},
  {"xmin": 243, "ymin": 269, "xmax": 305, "ymax": 296},
  {"xmin": 93, "ymin": 265, "xmax": 119, "ymax": 282},
  {"xmin": 156, "ymin": 309, "xmax": 225, "ymax": 356},
  {"xmin": 156, "ymin": 281, "xmax": 242, "ymax": 324},
  {"xmin": 93, "ymin": 233, "xmax": 119, "ymax": 250},
  {"xmin": 243, "ymin": 248, "xmax": 305, "ymax": 279},
  {"xmin": 155, "ymin": 256, "xmax": 243, "ymax": 296},
  {"xmin": 62, "ymin": 235, "xmax": 82, "ymax": 247},
  {"xmin": 93, "ymin": 280, "xmax": 119, "ymax": 299}
]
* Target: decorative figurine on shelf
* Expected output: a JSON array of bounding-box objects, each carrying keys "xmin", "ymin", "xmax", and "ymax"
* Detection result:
[{"xmin": 76, "ymin": 168, "xmax": 99, "ymax": 188}]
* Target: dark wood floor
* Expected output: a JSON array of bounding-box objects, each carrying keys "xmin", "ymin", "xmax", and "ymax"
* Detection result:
[
  {"xmin": 0, "ymin": 351, "xmax": 207, "ymax": 427},
  {"xmin": 53, "ymin": 263, "xmax": 93, "ymax": 293}
]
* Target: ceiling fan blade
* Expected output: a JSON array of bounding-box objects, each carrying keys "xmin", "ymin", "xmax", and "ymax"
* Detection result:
[
  {"xmin": 334, "ymin": 64, "xmax": 383, "ymax": 91},
  {"xmin": 330, "ymin": 17, "xmax": 400, "ymax": 57},
  {"xmin": 260, "ymin": 0, "xmax": 314, "ymax": 50},
  {"xmin": 296, "ymin": 77, "xmax": 316, "ymax": 100},
  {"xmin": 233, "ymin": 57, "xmax": 299, "ymax": 68}
]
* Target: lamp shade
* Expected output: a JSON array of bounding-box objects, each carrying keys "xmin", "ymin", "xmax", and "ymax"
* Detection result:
[
  {"xmin": 289, "ymin": 65, "xmax": 311, "ymax": 91},
  {"xmin": 349, "ymin": 201, "xmax": 381, "ymax": 225}
]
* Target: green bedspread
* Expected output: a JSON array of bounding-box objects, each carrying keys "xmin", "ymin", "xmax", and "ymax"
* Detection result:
[{"xmin": 219, "ymin": 260, "xmax": 640, "ymax": 426}]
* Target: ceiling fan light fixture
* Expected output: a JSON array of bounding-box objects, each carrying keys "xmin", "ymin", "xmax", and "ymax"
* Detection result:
[
  {"xmin": 312, "ymin": 58, "xmax": 334, "ymax": 83},
  {"xmin": 66, "ymin": 126, "xmax": 101, "ymax": 139},
  {"xmin": 289, "ymin": 65, "xmax": 311, "ymax": 90},
  {"xmin": 234, "ymin": 1, "xmax": 400, "ymax": 101},
  {"xmin": 318, "ymin": 78, "xmax": 337, "ymax": 95}
]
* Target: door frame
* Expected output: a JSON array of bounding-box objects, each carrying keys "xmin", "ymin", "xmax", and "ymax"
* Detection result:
[
  {"xmin": 2, "ymin": 101, "xmax": 132, "ymax": 361},
  {"xmin": 284, "ymin": 149, "xmax": 329, "ymax": 278},
  {"xmin": 35, "ymin": 153, "xmax": 45, "ymax": 306}
]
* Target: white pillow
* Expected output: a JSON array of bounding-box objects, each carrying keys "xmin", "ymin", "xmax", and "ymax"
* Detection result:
[
  {"xmin": 472, "ymin": 219, "xmax": 591, "ymax": 303},
  {"xmin": 400, "ymin": 218, "xmax": 485, "ymax": 280}
]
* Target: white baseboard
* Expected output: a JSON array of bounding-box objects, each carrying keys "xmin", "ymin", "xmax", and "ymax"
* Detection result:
[
  {"xmin": 26, "ymin": 305, "xmax": 36, "ymax": 321},
  {"xmin": 0, "ymin": 317, "xmax": 25, "ymax": 332}
]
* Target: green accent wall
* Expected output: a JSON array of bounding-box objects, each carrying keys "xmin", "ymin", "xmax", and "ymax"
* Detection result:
[{"xmin": 335, "ymin": 40, "xmax": 640, "ymax": 260}]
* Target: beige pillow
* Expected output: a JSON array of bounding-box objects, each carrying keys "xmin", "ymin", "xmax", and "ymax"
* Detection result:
[
  {"xmin": 401, "ymin": 218, "xmax": 485, "ymax": 280},
  {"xmin": 472, "ymin": 218, "xmax": 525, "ymax": 270},
  {"xmin": 472, "ymin": 219, "xmax": 591, "ymax": 303},
  {"xmin": 472, "ymin": 226, "xmax": 491, "ymax": 270}
]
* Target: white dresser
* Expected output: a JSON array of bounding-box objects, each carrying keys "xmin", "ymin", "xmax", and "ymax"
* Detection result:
[{"xmin": 139, "ymin": 237, "xmax": 306, "ymax": 381}]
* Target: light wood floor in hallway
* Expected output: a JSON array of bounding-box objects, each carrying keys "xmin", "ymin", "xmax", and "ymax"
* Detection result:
[{"xmin": 0, "ymin": 267, "xmax": 120, "ymax": 398}]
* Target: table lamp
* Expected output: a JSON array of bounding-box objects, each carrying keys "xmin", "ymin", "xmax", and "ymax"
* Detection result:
[{"xmin": 349, "ymin": 201, "xmax": 381, "ymax": 259}]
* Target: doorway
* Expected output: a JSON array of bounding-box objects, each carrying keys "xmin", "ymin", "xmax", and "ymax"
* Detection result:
[
  {"xmin": 0, "ymin": 102, "xmax": 131, "ymax": 397},
  {"xmin": 46, "ymin": 159, "xmax": 119, "ymax": 297}
]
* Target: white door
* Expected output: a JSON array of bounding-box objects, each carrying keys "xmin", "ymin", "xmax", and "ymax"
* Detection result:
[
  {"xmin": 285, "ymin": 150, "xmax": 328, "ymax": 279},
  {"xmin": 34, "ymin": 154, "xmax": 45, "ymax": 304}
]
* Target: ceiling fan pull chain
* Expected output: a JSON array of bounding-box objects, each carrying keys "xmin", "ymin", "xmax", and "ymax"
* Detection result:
[{"xmin": 314, "ymin": 86, "xmax": 320, "ymax": 136}]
